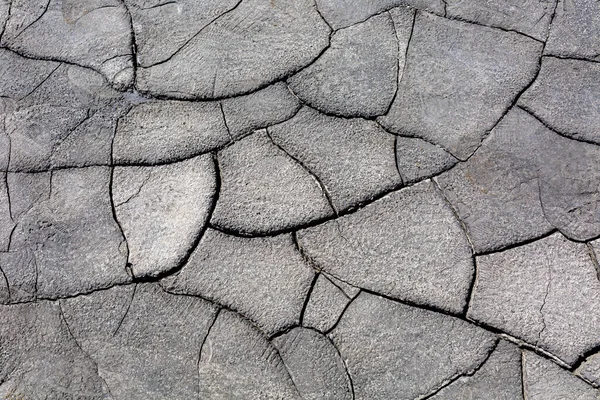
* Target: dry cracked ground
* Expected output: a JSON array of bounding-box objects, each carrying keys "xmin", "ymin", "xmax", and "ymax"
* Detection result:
[{"xmin": 1, "ymin": 0, "xmax": 600, "ymax": 399}]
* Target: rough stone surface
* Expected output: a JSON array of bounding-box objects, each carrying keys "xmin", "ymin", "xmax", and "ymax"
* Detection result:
[
  {"xmin": 578, "ymin": 351, "xmax": 600, "ymax": 388},
  {"xmin": 298, "ymin": 180, "xmax": 473, "ymax": 314},
  {"xmin": 303, "ymin": 274, "xmax": 354, "ymax": 333},
  {"xmin": 395, "ymin": 136, "xmax": 457, "ymax": 184}
]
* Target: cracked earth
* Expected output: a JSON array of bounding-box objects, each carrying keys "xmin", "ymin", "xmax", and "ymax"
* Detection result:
[{"xmin": 1, "ymin": 0, "xmax": 600, "ymax": 399}]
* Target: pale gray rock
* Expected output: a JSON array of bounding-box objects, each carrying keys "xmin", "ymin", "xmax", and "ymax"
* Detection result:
[
  {"xmin": 378, "ymin": 12, "xmax": 542, "ymax": 160},
  {"xmin": 113, "ymin": 154, "xmax": 217, "ymax": 278},
  {"xmin": 124, "ymin": 0, "xmax": 240, "ymax": 66},
  {"xmin": 162, "ymin": 229, "xmax": 314, "ymax": 335},
  {"xmin": 323, "ymin": 272, "xmax": 360, "ymax": 299},
  {"xmin": 1, "ymin": 0, "xmax": 134, "ymax": 89},
  {"xmin": 136, "ymin": 0, "xmax": 330, "ymax": 99},
  {"xmin": 396, "ymin": 136, "xmax": 458, "ymax": 184},
  {"xmin": 297, "ymin": 180, "xmax": 473, "ymax": 314},
  {"xmin": 0, "ymin": 0, "xmax": 9, "ymax": 39},
  {"xmin": 0, "ymin": 48, "xmax": 59, "ymax": 100},
  {"xmin": 520, "ymin": 57, "xmax": 600, "ymax": 145},
  {"xmin": 272, "ymin": 327, "xmax": 353, "ymax": 400},
  {"xmin": 545, "ymin": 0, "xmax": 600, "ymax": 62},
  {"xmin": 269, "ymin": 107, "xmax": 401, "ymax": 212},
  {"xmin": 198, "ymin": 309, "xmax": 302, "ymax": 399},
  {"xmin": 211, "ymin": 130, "xmax": 334, "ymax": 235},
  {"xmin": 288, "ymin": 12, "xmax": 398, "ymax": 118},
  {"xmin": 0, "ymin": 175, "xmax": 12, "ymax": 252},
  {"xmin": 329, "ymin": 292, "xmax": 496, "ymax": 400},
  {"xmin": 0, "ymin": 301, "xmax": 110, "ymax": 399},
  {"xmin": 578, "ymin": 352, "xmax": 600, "ymax": 388},
  {"xmin": 220, "ymin": 82, "xmax": 301, "ymax": 140},
  {"xmin": 430, "ymin": 340, "xmax": 523, "ymax": 400},
  {"xmin": 469, "ymin": 233, "xmax": 600, "ymax": 365},
  {"xmin": 445, "ymin": 0, "xmax": 556, "ymax": 41},
  {"xmin": 61, "ymin": 283, "xmax": 218, "ymax": 400},
  {"xmin": 523, "ymin": 351, "xmax": 600, "ymax": 399},
  {"xmin": 303, "ymin": 274, "xmax": 353, "ymax": 333},
  {"xmin": 113, "ymin": 100, "xmax": 229, "ymax": 164},
  {"xmin": 315, "ymin": 0, "xmax": 444, "ymax": 29}
]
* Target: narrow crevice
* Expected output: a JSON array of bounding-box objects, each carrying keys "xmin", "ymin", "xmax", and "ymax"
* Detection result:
[
  {"xmin": 291, "ymin": 231, "xmax": 322, "ymax": 273},
  {"xmin": 299, "ymin": 272, "xmax": 319, "ymax": 325},
  {"xmin": 474, "ymin": 229, "xmax": 559, "ymax": 257},
  {"xmin": 586, "ymin": 243, "xmax": 600, "ymax": 283},
  {"xmin": 536, "ymin": 263, "xmax": 551, "ymax": 346},
  {"xmin": 572, "ymin": 345, "xmax": 600, "ymax": 372},
  {"xmin": 10, "ymin": 0, "xmax": 51, "ymax": 40},
  {"xmin": 320, "ymin": 327, "xmax": 355, "ymax": 399},
  {"xmin": 543, "ymin": 53, "xmax": 600, "ymax": 65},
  {"xmin": 114, "ymin": 170, "xmax": 152, "ymax": 208},
  {"xmin": 324, "ymin": 292, "xmax": 359, "ymax": 335},
  {"xmin": 111, "ymin": 283, "xmax": 136, "ymax": 337},
  {"xmin": 521, "ymin": 350, "xmax": 529, "ymax": 400},
  {"xmin": 322, "ymin": 273, "xmax": 352, "ymax": 300},
  {"xmin": 312, "ymin": 0, "xmax": 333, "ymax": 31},
  {"xmin": 0, "ymin": 264, "xmax": 10, "ymax": 301},
  {"xmin": 197, "ymin": 307, "xmax": 221, "ymax": 400},
  {"xmin": 18, "ymin": 62, "xmax": 62, "ymax": 101},
  {"xmin": 119, "ymin": 0, "xmax": 138, "ymax": 90},
  {"xmin": 218, "ymin": 102, "xmax": 234, "ymax": 142},
  {"xmin": 393, "ymin": 136, "xmax": 406, "ymax": 186},
  {"xmin": 0, "ymin": 0, "xmax": 12, "ymax": 44}
]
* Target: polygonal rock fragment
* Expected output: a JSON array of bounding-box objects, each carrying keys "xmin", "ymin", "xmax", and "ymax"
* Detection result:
[
  {"xmin": 329, "ymin": 292, "xmax": 496, "ymax": 400},
  {"xmin": 1, "ymin": 0, "xmax": 134, "ymax": 89},
  {"xmin": 469, "ymin": 233, "xmax": 600, "ymax": 365},
  {"xmin": 303, "ymin": 274, "xmax": 354, "ymax": 333},
  {"xmin": 378, "ymin": 12, "xmax": 542, "ymax": 160},
  {"xmin": 430, "ymin": 340, "xmax": 523, "ymax": 400},
  {"xmin": 162, "ymin": 228, "xmax": 314, "ymax": 335},
  {"xmin": 124, "ymin": 0, "xmax": 240, "ymax": 66},
  {"xmin": 288, "ymin": 12, "xmax": 399, "ymax": 118},
  {"xmin": 137, "ymin": 0, "xmax": 330, "ymax": 99},
  {"xmin": 315, "ymin": 0, "xmax": 444, "ymax": 29},
  {"xmin": 211, "ymin": 130, "xmax": 334, "ymax": 235},
  {"xmin": 220, "ymin": 82, "xmax": 301, "ymax": 140},
  {"xmin": 269, "ymin": 107, "xmax": 401, "ymax": 212},
  {"xmin": 297, "ymin": 180, "xmax": 473, "ymax": 314},
  {"xmin": 0, "ymin": 301, "xmax": 111, "ymax": 399},
  {"xmin": 113, "ymin": 154, "xmax": 217, "ymax": 278},
  {"xmin": 9, "ymin": 167, "xmax": 130, "ymax": 299},
  {"xmin": 198, "ymin": 309, "xmax": 302, "ymax": 399},
  {"xmin": 445, "ymin": 0, "xmax": 556, "ymax": 41},
  {"xmin": 272, "ymin": 327, "xmax": 353, "ymax": 400},
  {"xmin": 578, "ymin": 351, "xmax": 600, "ymax": 388},
  {"xmin": 520, "ymin": 57, "xmax": 600, "ymax": 145},
  {"xmin": 396, "ymin": 136, "xmax": 457, "ymax": 184},
  {"xmin": 545, "ymin": 0, "xmax": 600, "ymax": 62},
  {"xmin": 61, "ymin": 283, "xmax": 218, "ymax": 400},
  {"xmin": 523, "ymin": 351, "xmax": 600, "ymax": 399},
  {"xmin": 113, "ymin": 100, "xmax": 229, "ymax": 164}
]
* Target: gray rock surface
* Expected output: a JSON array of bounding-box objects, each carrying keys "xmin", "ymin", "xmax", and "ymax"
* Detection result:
[
  {"xmin": 288, "ymin": 12, "xmax": 399, "ymax": 118},
  {"xmin": 329, "ymin": 292, "xmax": 496, "ymax": 400},
  {"xmin": 269, "ymin": 107, "xmax": 401, "ymax": 212},
  {"xmin": 272, "ymin": 327, "xmax": 353, "ymax": 400},
  {"xmin": 162, "ymin": 228, "xmax": 314, "ymax": 335},
  {"xmin": 469, "ymin": 233, "xmax": 600, "ymax": 365},
  {"xmin": 297, "ymin": 180, "xmax": 473, "ymax": 314},
  {"xmin": 302, "ymin": 274, "xmax": 355, "ymax": 333},
  {"xmin": 211, "ymin": 130, "xmax": 334, "ymax": 235},
  {"xmin": 578, "ymin": 351, "xmax": 600, "ymax": 388},
  {"xmin": 379, "ymin": 12, "xmax": 542, "ymax": 160},
  {"xmin": 395, "ymin": 136, "xmax": 457, "ymax": 184}
]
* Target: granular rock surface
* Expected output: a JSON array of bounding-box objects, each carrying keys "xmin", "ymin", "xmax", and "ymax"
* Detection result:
[{"xmin": 1, "ymin": 0, "xmax": 600, "ymax": 399}]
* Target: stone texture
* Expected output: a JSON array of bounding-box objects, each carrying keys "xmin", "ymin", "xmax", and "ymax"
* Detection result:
[
  {"xmin": 297, "ymin": 180, "xmax": 473, "ymax": 314},
  {"xmin": 395, "ymin": 136, "xmax": 458, "ymax": 184},
  {"xmin": 269, "ymin": 107, "xmax": 401, "ymax": 212},
  {"xmin": 272, "ymin": 327, "xmax": 353, "ymax": 400},
  {"xmin": 378, "ymin": 12, "xmax": 542, "ymax": 160},
  {"xmin": 211, "ymin": 130, "xmax": 334, "ymax": 235},
  {"xmin": 520, "ymin": 57, "xmax": 600, "ymax": 145},
  {"xmin": 469, "ymin": 233, "xmax": 600, "ymax": 365},
  {"xmin": 329, "ymin": 292, "xmax": 496, "ymax": 400},
  {"xmin": 578, "ymin": 352, "xmax": 600, "ymax": 388},
  {"xmin": 113, "ymin": 154, "xmax": 217, "ymax": 278},
  {"xmin": 136, "ymin": 0, "xmax": 331, "ymax": 99},
  {"xmin": 303, "ymin": 274, "xmax": 354, "ymax": 333},
  {"xmin": 162, "ymin": 228, "xmax": 314, "ymax": 336},
  {"xmin": 288, "ymin": 12, "xmax": 399, "ymax": 118}
]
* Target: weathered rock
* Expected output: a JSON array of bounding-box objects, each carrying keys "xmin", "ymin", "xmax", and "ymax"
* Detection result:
[
  {"xmin": 395, "ymin": 136, "xmax": 457, "ymax": 184},
  {"xmin": 288, "ymin": 12, "xmax": 399, "ymax": 118},
  {"xmin": 198, "ymin": 309, "xmax": 302, "ymax": 399},
  {"xmin": 297, "ymin": 180, "xmax": 473, "ymax": 314},
  {"xmin": 469, "ymin": 233, "xmax": 600, "ymax": 365},
  {"xmin": 272, "ymin": 327, "xmax": 353, "ymax": 400},
  {"xmin": 113, "ymin": 154, "xmax": 217, "ymax": 278},
  {"xmin": 520, "ymin": 57, "xmax": 600, "ymax": 145},
  {"xmin": 445, "ymin": 0, "xmax": 556, "ymax": 41},
  {"xmin": 545, "ymin": 0, "xmax": 600, "ymax": 62},
  {"xmin": 1, "ymin": 0, "xmax": 134, "ymax": 89},
  {"xmin": 378, "ymin": 12, "xmax": 542, "ymax": 160},
  {"xmin": 113, "ymin": 100, "xmax": 229, "ymax": 164},
  {"xmin": 61, "ymin": 283, "xmax": 218, "ymax": 400},
  {"xmin": 0, "ymin": 48, "xmax": 59, "ymax": 100},
  {"xmin": 329, "ymin": 292, "xmax": 496, "ymax": 400},
  {"xmin": 0, "ymin": 175, "xmax": 12, "ymax": 252},
  {"xmin": 315, "ymin": 0, "xmax": 444, "ymax": 29},
  {"xmin": 303, "ymin": 274, "xmax": 354, "ymax": 333},
  {"xmin": 523, "ymin": 351, "xmax": 600, "ymax": 399},
  {"xmin": 269, "ymin": 107, "xmax": 401, "ymax": 212},
  {"xmin": 137, "ymin": 0, "xmax": 330, "ymax": 99},
  {"xmin": 221, "ymin": 82, "xmax": 301, "ymax": 140},
  {"xmin": 578, "ymin": 351, "xmax": 600, "ymax": 388},
  {"xmin": 430, "ymin": 340, "xmax": 523, "ymax": 400},
  {"xmin": 211, "ymin": 130, "xmax": 334, "ymax": 235},
  {"xmin": 162, "ymin": 228, "xmax": 314, "ymax": 335}
]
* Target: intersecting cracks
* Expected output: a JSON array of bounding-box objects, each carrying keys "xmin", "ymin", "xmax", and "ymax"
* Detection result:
[
  {"xmin": 298, "ymin": 272, "xmax": 319, "ymax": 325},
  {"xmin": 119, "ymin": 0, "xmax": 138, "ymax": 85},
  {"xmin": 312, "ymin": 0, "xmax": 333, "ymax": 31}
]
